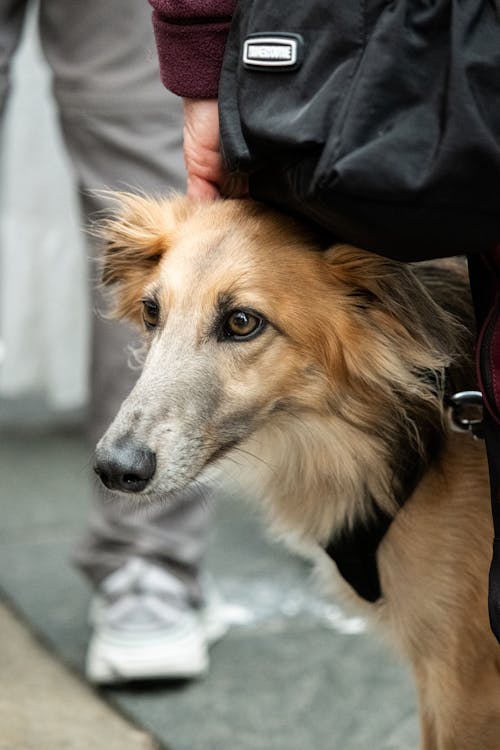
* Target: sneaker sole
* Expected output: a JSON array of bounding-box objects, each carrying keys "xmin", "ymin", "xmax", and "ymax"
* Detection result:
[{"xmin": 86, "ymin": 629, "xmax": 209, "ymax": 684}]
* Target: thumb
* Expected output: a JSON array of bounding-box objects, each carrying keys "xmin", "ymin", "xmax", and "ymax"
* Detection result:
[{"xmin": 186, "ymin": 175, "xmax": 221, "ymax": 200}]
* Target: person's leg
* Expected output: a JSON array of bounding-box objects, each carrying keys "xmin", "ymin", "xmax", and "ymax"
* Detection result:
[
  {"xmin": 0, "ymin": 0, "xmax": 30, "ymax": 379},
  {"xmin": 36, "ymin": 0, "xmax": 218, "ymax": 680}
]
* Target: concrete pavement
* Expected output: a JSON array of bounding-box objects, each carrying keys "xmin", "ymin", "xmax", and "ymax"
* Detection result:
[{"xmin": 0, "ymin": 602, "xmax": 160, "ymax": 750}]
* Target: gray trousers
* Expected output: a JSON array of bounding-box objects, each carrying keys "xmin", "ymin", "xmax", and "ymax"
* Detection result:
[{"xmin": 0, "ymin": 0, "xmax": 213, "ymax": 597}]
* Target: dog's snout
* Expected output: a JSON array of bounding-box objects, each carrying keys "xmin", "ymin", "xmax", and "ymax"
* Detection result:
[{"xmin": 94, "ymin": 439, "xmax": 156, "ymax": 493}]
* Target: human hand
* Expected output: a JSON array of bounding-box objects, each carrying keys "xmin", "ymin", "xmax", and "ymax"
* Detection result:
[{"xmin": 183, "ymin": 98, "xmax": 248, "ymax": 199}]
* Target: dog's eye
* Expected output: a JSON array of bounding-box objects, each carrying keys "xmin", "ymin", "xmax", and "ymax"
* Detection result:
[
  {"xmin": 142, "ymin": 299, "xmax": 159, "ymax": 330},
  {"xmin": 223, "ymin": 309, "xmax": 265, "ymax": 340}
]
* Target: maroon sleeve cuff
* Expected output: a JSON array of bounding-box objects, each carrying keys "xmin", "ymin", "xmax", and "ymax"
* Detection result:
[
  {"xmin": 149, "ymin": 1, "xmax": 236, "ymax": 99},
  {"xmin": 152, "ymin": 13, "xmax": 231, "ymax": 98}
]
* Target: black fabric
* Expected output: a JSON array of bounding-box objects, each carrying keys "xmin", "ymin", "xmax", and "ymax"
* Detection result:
[
  {"xmin": 325, "ymin": 441, "xmax": 430, "ymax": 603},
  {"xmin": 325, "ymin": 503, "xmax": 392, "ymax": 603},
  {"xmin": 219, "ymin": 0, "xmax": 500, "ymax": 260}
]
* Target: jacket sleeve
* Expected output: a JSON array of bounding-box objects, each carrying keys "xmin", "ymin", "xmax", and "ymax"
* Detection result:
[{"xmin": 148, "ymin": 0, "xmax": 236, "ymax": 98}]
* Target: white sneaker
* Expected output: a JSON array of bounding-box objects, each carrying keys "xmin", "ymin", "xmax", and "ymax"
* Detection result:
[{"xmin": 86, "ymin": 558, "xmax": 227, "ymax": 684}]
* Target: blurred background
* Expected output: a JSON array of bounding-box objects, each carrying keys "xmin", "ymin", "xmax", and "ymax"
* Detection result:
[
  {"xmin": 0, "ymin": 8, "xmax": 88, "ymax": 429},
  {"xmin": 0, "ymin": 8, "xmax": 419, "ymax": 750}
]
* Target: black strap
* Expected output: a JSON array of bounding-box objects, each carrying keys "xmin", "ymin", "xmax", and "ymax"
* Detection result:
[
  {"xmin": 325, "ymin": 455, "xmax": 426, "ymax": 603},
  {"xmin": 483, "ymin": 416, "xmax": 500, "ymax": 643},
  {"xmin": 468, "ymin": 252, "xmax": 500, "ymax": 645},
  {"xmin": 324, "ymin": 503, "xmax": 393, "ymax": 602}
]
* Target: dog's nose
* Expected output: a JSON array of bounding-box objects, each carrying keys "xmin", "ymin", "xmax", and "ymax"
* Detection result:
[{"xmin": 94, "ymin": 439, "xmax": 156, "ymax": 493}]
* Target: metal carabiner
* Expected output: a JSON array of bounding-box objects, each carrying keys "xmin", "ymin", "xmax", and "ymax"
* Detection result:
[{"xmin": 448, "ymin": 391, "xmax": 484, "ymax": 439}]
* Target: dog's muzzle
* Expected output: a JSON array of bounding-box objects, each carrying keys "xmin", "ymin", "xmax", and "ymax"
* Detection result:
[{"xmin": 94, "ymin": 437, "xmax": 156, "ymax": 493}]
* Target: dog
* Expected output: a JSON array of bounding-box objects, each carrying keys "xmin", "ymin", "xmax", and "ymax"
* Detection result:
[{"xmin": 93, "ymin": 194, "xmax": 500, "ymax": 750}]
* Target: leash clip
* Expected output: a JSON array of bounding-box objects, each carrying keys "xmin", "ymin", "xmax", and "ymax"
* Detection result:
[{"xmin": 448, "ymin": 391, "xmax": 484, "ymax": 439}]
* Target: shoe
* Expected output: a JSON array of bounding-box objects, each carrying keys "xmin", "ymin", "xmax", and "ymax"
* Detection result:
[{"xmin": 85, "ymin": 557, "xmax": 227, "ymax": 684}]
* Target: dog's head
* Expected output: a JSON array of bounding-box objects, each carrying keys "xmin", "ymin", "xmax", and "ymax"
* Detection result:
[{"xmin": 94, "ymin": 194, "xmax": 463, "ymax": 502}]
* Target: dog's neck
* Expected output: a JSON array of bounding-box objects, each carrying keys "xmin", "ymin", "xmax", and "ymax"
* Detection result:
[
  {"xmin": 232, "ymin": 411, "xmax": 425, "ymax": 542},
  {"xmin": 225, "ymin": 402, "xmax": 444, "ymax": 585}
]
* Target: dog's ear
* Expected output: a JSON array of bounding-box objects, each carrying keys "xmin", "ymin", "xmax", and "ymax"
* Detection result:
[
  {"xmin": 320, "ymin": 243, "xmax": 467, "ymax": 395},
  {"xmin": 94, "ymin": 193, "xmax": 194, "ymax": 322},
  {"xmin": 323, "ymin": 244, "xmax": 458, "ymax": 352},
  {"xmin": 314, "ymin": 245, "xmax": 465, "ymax": 464}
]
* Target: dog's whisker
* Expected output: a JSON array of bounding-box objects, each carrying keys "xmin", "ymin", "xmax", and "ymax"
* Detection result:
[{"xmin": 231, "ymin": 446, "xmax": 278, "ymax": 476}]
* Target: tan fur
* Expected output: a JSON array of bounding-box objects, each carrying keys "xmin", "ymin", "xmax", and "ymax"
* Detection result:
[{"xmin": 96, "ymin": 194, "xmax": 500, "ymax": 749}]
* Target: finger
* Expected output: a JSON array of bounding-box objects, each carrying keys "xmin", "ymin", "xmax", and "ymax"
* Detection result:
[{"xmin": 186, "ymin": 174, "xmax": 221, "ymax": 200}]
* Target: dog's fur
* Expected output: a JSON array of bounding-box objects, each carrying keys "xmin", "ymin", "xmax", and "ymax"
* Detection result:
[{"xmin": 95, "ymin": 195, "xmax": 500, "ymax": 750}]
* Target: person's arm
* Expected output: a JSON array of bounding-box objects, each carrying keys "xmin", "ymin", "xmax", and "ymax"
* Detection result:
[{"xmin": 148, "ymin": 1, "xmax": 241, "ymax": 198}]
